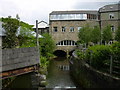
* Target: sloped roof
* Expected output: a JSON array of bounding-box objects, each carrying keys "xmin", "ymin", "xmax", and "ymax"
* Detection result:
[
  {"xmin": 99, "ymin": 3, "xmax": 120, "ymax": 12},
  {"xmin": 50, "ymin": 10, "xmax": 98, "ymax": 15},
  {"xmin": 33, "ymin": 21, "xmax": 49, "ymax": 28}
]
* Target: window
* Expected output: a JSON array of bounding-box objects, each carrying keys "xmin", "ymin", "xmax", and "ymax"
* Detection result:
[
  {"xmin": 78, "ymin": 27, "xmax": 82, "ymax": 32},
  {"xmin": 70, "ymin": 27, "xmax": 74, "ymax": 32},
  {"xmin": 62, "ymin": 26, "xmax": 66, "ymax": 32},
  {"xmin": 53, "ymin": 27, "xmax": 57, "ymax": 32},
  {"xmin": 111, "ymin": 26, "xmax": 115, "ymax": 32},
  {"xmin": 56, "ymin": 40, "xmax": 77, "ymax": 46},
  {"xmin": 109, "ymin": 13, "xmax": 114, "ymax": 19}
]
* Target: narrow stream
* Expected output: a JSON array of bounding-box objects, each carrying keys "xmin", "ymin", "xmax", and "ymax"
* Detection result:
[
  {"xmin": 5, "ymin": 57, "xmax": 78, "ymax": 89},
  {"xmin": 46, "ymin": 57, "xmax": 76, "ymax": 89}
]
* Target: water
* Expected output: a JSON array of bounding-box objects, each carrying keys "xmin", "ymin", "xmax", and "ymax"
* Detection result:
[
  {"xmin": 5, "ymin": 57, "xmax": 77, "ymax": 89},
  {"xmin": 46, "ymin": 57, "xmax": 76, "ymax": 89}
]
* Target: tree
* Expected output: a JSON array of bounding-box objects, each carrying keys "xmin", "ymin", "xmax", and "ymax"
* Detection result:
[
  {"xmin": 102, "ymin": 25, "xmax": 112, "ymax": 44},
  {"xmin": 115, "ymin": 26, "xmax": 120, "ymax": 42},
  {"xmin": 91, "ymin": 26, "xmax": 101, "ymax": 44},
  {"xmin": 2, "ymin": 16, "xmax": 35, "ymax": 48},
  {"xmin": 18, "ymin": 21, "xmax": 35, "ymax": 47},
  {"xmin": 39, "ymin": 33, "xmax": 56, "ymax": 58},
  {"xmin": 78, "ymin": 24, "xmax": 92, "ymax": 47},
  {"xmin": 2, "ymin": 17, "xmax": 19, "ymax": 48}
]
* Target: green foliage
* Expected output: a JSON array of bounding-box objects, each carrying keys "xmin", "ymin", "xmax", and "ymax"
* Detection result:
[
  {"xmin": 115, "ymin": 26, "xmax": 120, "ymax": 42},
  {"xmin": 2, "ymin": 17, "xmax": 19, "ymax": 48},
  {"xmin": 18, "ymin": 23, "xmax": 35, "ymax": 47},
  {"xmin": 76, "ymin": 42, "xmax": 120, "ymax": 75},
  {"xmin": 110, "ymin": 42, "xmax": 120, "ymax": 61},
  {"xmin": 76, "ymin": 50, "xmax": 85, "ymax": 60},
  {"xmin": 78, "ymin": 24, "xmax": 92, "ymax": 44},
  {"xmin": 1, "ymin": 17, "xmax": 35, "ymax": 48},
  {"xmin": 86, "ymin": 45, "xmax": 111, "ymax": 69},
  {"xmin": 39, "ymin": 33, "xmax": 55, "ymax": 73},
  {"xmin": 91, "ymin": 26, "xmax": 101, "ymax": 44},
  {"xmin": 39, "ymin": 33, "xmax": 56, "ymax": 58},
  {"xmin": 39, "ymin": 34, "xmax": 56, "ymax": 74},
  {"xmin": 40, "ymin": 56, "xmax": 49, "ymax": 69},
  {"xmin": 102, "ymin": 25, "xmax": 112, "ymax": 43},
  {"xmin": 20, "ymin": 21, "xmax": 34, "ymax": 31}
]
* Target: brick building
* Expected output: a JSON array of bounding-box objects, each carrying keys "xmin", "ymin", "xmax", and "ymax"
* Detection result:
[
  {"xmin": 49, "ymin": 10, "xmax": 99, "ymax": 51},
  {"xmin": 99, "ymin": 3, "xmax": 120, "ymax": 40},
  {"xmin": 49, "ymin": 2, "xmax": 120, "ymax": 52}
]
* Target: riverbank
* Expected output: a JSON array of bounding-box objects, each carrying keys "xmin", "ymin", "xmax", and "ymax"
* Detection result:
[{"xmin": 70, "ymin": 52, "xmax": 120, "ymax": 88}]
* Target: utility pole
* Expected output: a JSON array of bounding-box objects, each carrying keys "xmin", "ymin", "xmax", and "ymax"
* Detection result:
[
  {"xmin": 36, "ymin": 20, "xmax": 39, "ymax": 47},
  {"xmin": 36, "ymin": 20, "xmax": 40, "ymax": 66}
]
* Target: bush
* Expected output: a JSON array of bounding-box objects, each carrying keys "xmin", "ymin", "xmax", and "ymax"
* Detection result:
[
  {"xmin": 110, "ymin": 42, "xmax": 120, "ymax": 61},
  {"xmin": 76, "ymin": 45, "xmax": 111, "ymax": 69},
  {"xmin": 76, "ymin": 49, "xmax": 86, "ymax": 60}
]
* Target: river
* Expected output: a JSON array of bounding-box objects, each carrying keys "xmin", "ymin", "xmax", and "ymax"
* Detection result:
[
  {"xmin": 5, "ymin": 57, "xmax": 78, "ymax": 89},
  {"xmin": 46, "ymin": 57, "xmax": 76, "ymax": 89}
]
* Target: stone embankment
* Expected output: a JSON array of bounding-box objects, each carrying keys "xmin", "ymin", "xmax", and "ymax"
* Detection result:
[{"xmin": 69, "ymin": 51, "xmax": 120, "ymax": 88}]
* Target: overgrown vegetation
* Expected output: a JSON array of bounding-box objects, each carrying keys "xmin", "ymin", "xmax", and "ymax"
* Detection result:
[
  {"xmin": 1, "ymin": 16, "xmax": 56, "ymax": 75},
  {"xmin": 102, "ymin": 25, "xmax": 112, "ymax": 44},
  {"xmin": 76, "ymin": 42, "xmax": 120, "ymax": 76},
  {"xmin": 78, "ymin": 24, "xmax": 101, "ymax": 47},
  {"xmin": 2, "ymin": 17, "xmax": 19, "ymax": 48},
  {"xmin": 77, "ymin": 24, "xmax": 120, "ymax": 77},
  {"xmin": 1, "ymin": 16, "xmax": 35, "ymax": 48}
]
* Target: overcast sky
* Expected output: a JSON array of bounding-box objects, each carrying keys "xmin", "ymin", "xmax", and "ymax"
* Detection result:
[{"xmin": 0, "ymin": 0, "xmax": 119, "ymax": 25}]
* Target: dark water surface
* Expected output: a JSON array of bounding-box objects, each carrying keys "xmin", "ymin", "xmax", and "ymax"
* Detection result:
[
  {"xmin": 46, "ymin": 57, "xmax": 76, "ymax": 89},
  {"xmin": 6, "ymin": 57, "xmax": 78, "ymax": 89}
]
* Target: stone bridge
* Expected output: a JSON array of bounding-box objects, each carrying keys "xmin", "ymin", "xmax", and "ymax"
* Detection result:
[
  {"xmin": 0, "ymin": 47, "xmax": 40, "ymax": 79},
  {"xmin": 54, "ymin": 40, "xmax": 77, "ymax": 57}
]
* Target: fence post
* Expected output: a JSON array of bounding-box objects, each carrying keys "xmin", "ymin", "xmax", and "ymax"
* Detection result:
[
  {"xmin": 110, "ymin": 55, "xmax": 113, "ymax": 74},
  {"xmin": 90, "ymin": 50, "xmax": 93, "ymax": 66}
]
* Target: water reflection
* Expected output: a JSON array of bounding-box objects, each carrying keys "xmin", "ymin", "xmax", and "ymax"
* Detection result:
[{"xmin": 46, "ymin": 57, "xmax": 76, "ymax": 89}]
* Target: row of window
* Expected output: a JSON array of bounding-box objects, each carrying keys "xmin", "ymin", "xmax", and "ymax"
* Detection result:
[
  {"xmin": 56, "ymin": 40, "xmax": 77, "ymax": 46},
  {"xmin": 50, "ymin": 14, "xmax": 87, "ymax": 20},
  {"xmin": 53, "ymin": 26, "xmax": 82, "ymax": 32},
  {"xmin": 87, "ymin": 14, "xmax": 97, "ymax": 19},
  {"xmin": 53, "ymin": 26, "xmax": 115, "ymax": 32}
]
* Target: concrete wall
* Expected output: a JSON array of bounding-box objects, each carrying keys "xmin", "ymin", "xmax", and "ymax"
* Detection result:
[
  {"xmin": 69, "ymin": 52, "xmax": 120, "ymax": 88},
  {"xmin": 1, "ymin": 47, "xmax": 40, "ymax": 72}
]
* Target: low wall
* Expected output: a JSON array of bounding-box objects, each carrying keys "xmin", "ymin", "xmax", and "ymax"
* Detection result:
[
  {"xmin": 69, "ymin": 52, "xmax": 120, "ymax": 88},
  {"xmin": 1, "ymin": 47, "xmax": 40, "ymax": 72}
]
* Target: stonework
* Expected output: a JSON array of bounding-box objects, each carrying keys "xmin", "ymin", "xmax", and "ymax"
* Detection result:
[
  {"xmin": 49, "ymin": 3, "xmax": 120, "ymax": 52},
  {"xmin": 49, "ymin": 11, "xmax": 99, "ymax": 52},
  {"xmin": 1, "ymin": 47, "xmax": 40, "ymax": 72}
]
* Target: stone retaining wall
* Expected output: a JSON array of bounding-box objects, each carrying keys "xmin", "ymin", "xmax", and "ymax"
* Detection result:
[
  {"xmin": 1, "ymin": 47, "xmax": 40, "ymax": 72},
  {"xmin": 69, "ymin": 52, "xmax": 120, "ymax": 88}
]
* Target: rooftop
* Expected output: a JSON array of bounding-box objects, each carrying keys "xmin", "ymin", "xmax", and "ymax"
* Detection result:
[
  {"xmin": 33, "ymin": 21, "xmax": 49, "ymax": 28},
  {"xmin": 50, "ymin": 10, "xmax": 98, "ymax": 15},
  {"xmin": 99, "ymin": 3, "xmax": 120, "ymax": 12}
]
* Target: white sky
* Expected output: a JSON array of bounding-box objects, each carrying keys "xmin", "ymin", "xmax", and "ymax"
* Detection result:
[{"xmin": 0, "ymin": 0, "xmax": 119, "ymax": 25}]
